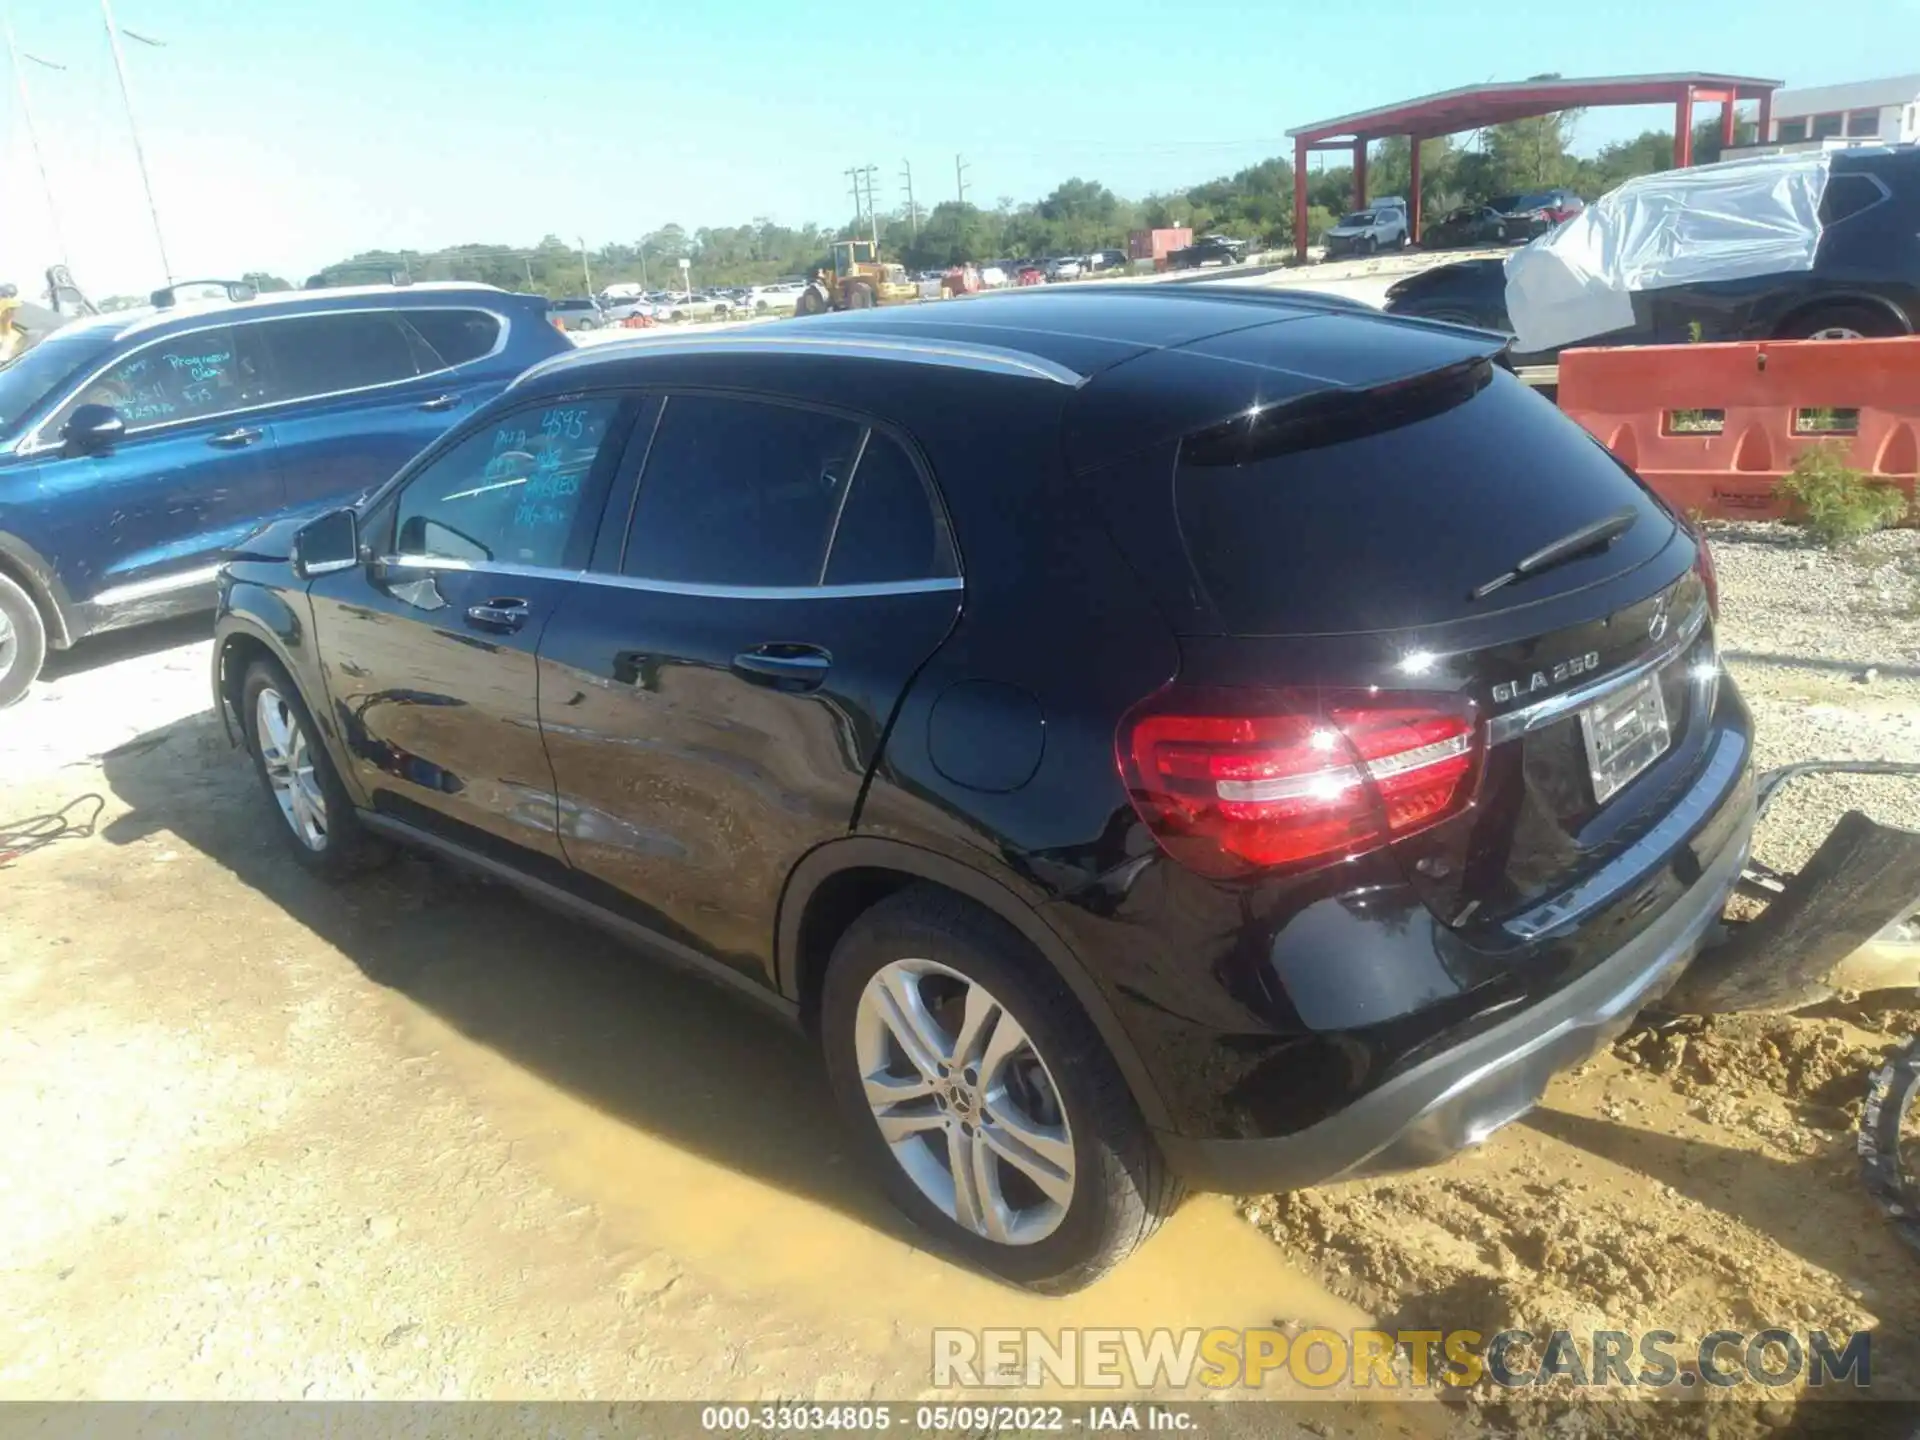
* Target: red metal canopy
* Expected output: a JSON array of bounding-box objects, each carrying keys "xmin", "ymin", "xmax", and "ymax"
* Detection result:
[{"xmin": 1286, "ymin": 72, "xmax": 1783, "ymax": 259}]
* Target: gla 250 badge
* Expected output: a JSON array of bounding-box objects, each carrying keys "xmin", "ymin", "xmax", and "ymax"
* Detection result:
[{"xmin": 1492, "ymin": 651, "xmax": 1601, "ymax": 705}]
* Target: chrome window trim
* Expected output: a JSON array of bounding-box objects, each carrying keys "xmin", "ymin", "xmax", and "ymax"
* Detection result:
[
  {"xmin": 375, "ymin": 553, "xmax": 963, "ymax": 601},
  {"xmin": 1485, "ymin": 601, "xmax": 1708, "ymax": 748},
  {"xmin": 1503, "ymin": 726, "xmax": 1748, "ymax": 940},
  {"xmin": 18, "ymin": 304, "xmax": 513, "ymax": 455},
  {"xmin": 515, "ymin": 331, "xmax": 1088, "ymax": 390}
]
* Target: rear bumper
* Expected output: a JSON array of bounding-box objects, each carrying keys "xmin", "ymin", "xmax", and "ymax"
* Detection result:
[{"xmin": 1156, "ymin": 765, "xmax": 1756, "ymax": 1194}]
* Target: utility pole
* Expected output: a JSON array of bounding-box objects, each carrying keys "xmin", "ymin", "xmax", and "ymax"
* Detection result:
[
  {"xmin": 845, "ymin": 165, "xmax": 867, "ymax": 239},
  {"xmin": 3, "ymin": 11, "xmax": 68, "ymax": 266},
  {"xmin": 98, "ymin": 0, "xmax": 171, "ymax": 284},
  {"xmin": 849, "ymin": 163, "xmax": 879, "ymax": 249},
  {"xmin": 900, "ymin": 158, "xmax": 917, "ymax": 239},
  {"xmin": 955, "ymin": 153, "xmax": 970, "ymax": 207},
  {"xmin": 578, "ymin": 235, "xmax": 593, "ymax": 295},
  {"xmin": 523, "ymin": 256, "xmax": 534, "ymax": 289}
]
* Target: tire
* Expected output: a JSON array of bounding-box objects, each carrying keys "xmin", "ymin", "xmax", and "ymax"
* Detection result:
[
  {"xmin": 1363, "ymin": 236, "xmax": 1377, "ymax": 256},
  {"xmin": 1777, "ymin": 303, "xmax": 1904, "ymax": 341},
  {"xmin": 241, "ymin": 659, "xmax": 388, "ymax": 878},
  {"xmin": 847, "ymin": 282, "xmax": 876, "ymax": 310},
  {"xmin": 795, "ymin": 288, "xmax": 827, "ymax": 317},
  {"xmin": 820, "ymin": 885, "xmax": 1182, "ymax": 1294},
  {"xmin": 0, "ymin": 569, "xmax": 48, "ymax": 708}
]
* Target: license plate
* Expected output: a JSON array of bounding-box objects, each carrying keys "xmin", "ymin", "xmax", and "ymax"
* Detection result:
[{"xmin": 1579, "ymin": 671, "xmax": 1671, "ymax": 805}]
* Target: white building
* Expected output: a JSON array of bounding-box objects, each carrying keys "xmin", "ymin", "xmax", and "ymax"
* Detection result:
[{"xmin": 1768, "ymin": 74, "xmax": 1919, "ymax": 146}]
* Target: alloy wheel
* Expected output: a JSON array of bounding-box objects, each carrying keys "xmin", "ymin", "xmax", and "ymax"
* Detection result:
[
  {"xmin": 853, "ymin": 958, "xmax": 1076, "ymax": 1245},
  {"xmin": 0, "ymin": 608, "xmax": 15, "ymax": 686},
  {"xmin": 1806, "ymin": 326, "xmax": 1865, "ymax": 341},
  {"xmin": 255, "ymin": 686, "xmax": 329, "ymax": 851}
]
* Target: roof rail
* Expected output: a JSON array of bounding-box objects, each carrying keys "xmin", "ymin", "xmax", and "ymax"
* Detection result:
[
  {"xmin": 303, "ymin": 268, "xmax": 414, "ymax": 290},
  {"xmin": 515, "ymin": 330, "xmax": 1089, "ymax": 390},
  {"xmin": 151, "ymin": 278, "xmax": 257, "ymax": 309}
]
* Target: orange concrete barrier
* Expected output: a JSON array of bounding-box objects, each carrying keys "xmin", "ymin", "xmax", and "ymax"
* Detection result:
[{"xmin": 1557, "ymin": 337, "xmax": 1920, "ymax": 520}]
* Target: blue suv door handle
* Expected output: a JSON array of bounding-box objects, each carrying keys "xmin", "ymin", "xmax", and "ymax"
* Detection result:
[
  {"xmin": 208, "ymin": 426, "xmax": 264, "ymax": 448},
  {"xmin": 465, "ymin": 598, "xmax": 529, "ymax": 632},
  {"xmin": 418, "ymin": 393, "xmax": 461, "ymax": 413}
]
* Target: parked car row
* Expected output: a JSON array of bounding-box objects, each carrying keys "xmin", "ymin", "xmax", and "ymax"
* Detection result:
[{"xmin": 1415, "ymin": 189, "xmax": 1587, "ymax": 252}]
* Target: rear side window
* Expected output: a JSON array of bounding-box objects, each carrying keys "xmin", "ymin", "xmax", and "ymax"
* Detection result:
[
  {"xmin": 1171, "ymin": 367, "xmax": 1674, "ymax": 634},
  {"xmin": 1819, "ymin": 174, "xmax": 1884, "ymax": 226},
  {"xmin": 623, "ymin": 396, "xmax": 865, "ymax": 587},
  {"xmin": 258, "ymin": 312, "xmax": 420, "ymax": 403},
  {"xmin": 823, "ymin": 433, "xmax": 958, "ymax": 585},
  {"xmin": 403, "ymin": 309, "xmax": 502, "ymax": 368}
]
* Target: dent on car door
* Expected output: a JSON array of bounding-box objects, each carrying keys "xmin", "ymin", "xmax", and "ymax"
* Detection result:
[
  {"xmin": 305, "ymin": 394, "xmax": 634, "ymax": 867},
  {"xmin": 537, "ymin": 393, "xmax": 963, "ymax": 981},
  {"xmin": 27, "ymin": 321, "xmax": 282, "ymax": 610},
  {"xmin": 257, "ymin": 308, "xmax": 500, "ymax": 518}
]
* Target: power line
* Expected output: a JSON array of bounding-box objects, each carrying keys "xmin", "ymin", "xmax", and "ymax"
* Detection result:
[
  {"xmin": 98, "ymin": 0, "xmax": 171, "ymax": 284},
  {"xmin": 3, "ymin": 8, "xmax": 69, "ymax": 265}
]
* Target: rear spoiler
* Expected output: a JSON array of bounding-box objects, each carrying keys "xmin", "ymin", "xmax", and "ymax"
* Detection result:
[{"xmin": 1182, "ymin": 354, "xmax": 1499, "ymax": 467}]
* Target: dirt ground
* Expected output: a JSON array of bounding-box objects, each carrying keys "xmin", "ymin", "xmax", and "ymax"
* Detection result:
[
  {"xmin": 0, "ymin": 652, "xmax": 1373, "ymax": 1414},
  {"xmin": 2, "ymin": 525, "xmax": 1918, "ymax": 1426}
]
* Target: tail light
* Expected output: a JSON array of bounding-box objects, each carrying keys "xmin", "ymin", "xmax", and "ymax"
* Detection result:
[
  {"xmin": 1677, "ymin": 517, "xmax": 1719, "ymax": 618},
  {"xmin": 1695, "ymin": 539, "xmax": 1719, "ymax": 618},
  {"xmin": 1117, "ymin": 686, "xmax": 1482, "ymax": 878}
]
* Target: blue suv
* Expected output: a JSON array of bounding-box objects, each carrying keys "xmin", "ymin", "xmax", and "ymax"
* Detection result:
[{"xmin": 0, "ymin": 281, "xmax": 568, "ymax": 703}]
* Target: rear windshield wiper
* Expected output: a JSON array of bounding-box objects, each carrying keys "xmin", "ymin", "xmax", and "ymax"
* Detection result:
[{"xmin": 1471, "ymin": 505, "xmax": 1638, "ymax": 601}]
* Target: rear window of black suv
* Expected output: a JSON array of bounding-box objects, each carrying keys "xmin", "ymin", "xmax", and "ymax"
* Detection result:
[{"xmin": 1171, "ymin": 366, "xmax": 1674, "ymax": 635}]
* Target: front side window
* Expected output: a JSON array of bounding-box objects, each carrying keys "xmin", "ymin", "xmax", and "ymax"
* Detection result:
[
  {"xmin": 0, "ymin": 330, "xmax": 114, "ymax": 440},
  {"xmin": 257, "ymin": 312, "xmax": 421, "ymax": 404},
  {"xmin": 390, "ymin": 397, "xmax": 622, "ymax": 569},
  {"xmin": 622, "ymin": 396, "xmax": 865, "ymax": 587},
  {"xmin": 49, "ymin": 325, "xmax": 269, "ymax": 436}
]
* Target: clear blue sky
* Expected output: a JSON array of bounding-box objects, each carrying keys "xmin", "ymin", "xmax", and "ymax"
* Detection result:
[{"xmin": 2, "ymin": 0, "xmax": 1913, "ymax": 294}]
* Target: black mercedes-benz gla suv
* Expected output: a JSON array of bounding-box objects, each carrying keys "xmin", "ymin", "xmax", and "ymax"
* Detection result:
[{"xmin": 212, "ymin": 286, "xmax": 1752, "ymax": 1293}]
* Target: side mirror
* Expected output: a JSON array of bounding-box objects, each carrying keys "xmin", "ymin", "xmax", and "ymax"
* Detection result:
[
  {"xmin": 292, "ymin": 508, "xmax": 360, "ymax": 579},
  {"xmin": 63, "ymin": 403, "xmax": 126, "ymax": 457}
]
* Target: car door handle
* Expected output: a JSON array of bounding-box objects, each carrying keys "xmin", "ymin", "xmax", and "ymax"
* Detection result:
[
  {"xmin": 418, "ymin": 393, "xmax": 461, "ymax": 412},
  {"xmin": 208, "ymin": 426, "xmax": 263, "ymax": 448},
  {"xmin": 731, "ymin": 643, "xmax": 830, "ymax": 691},
  {"xmin": 465, "ymin": 598, "xmax": 530, "ymax": 632}
]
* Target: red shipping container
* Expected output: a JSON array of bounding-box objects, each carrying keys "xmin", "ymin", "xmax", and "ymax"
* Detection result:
[{"xmin": 1128, "ymin": 228, "xmax": 1192, "ymax": 262}]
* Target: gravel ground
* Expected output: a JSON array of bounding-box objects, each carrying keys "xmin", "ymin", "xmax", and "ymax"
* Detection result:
[{"xmin": 1709, "ymin": 523, "xmax": 1920, "ymax": 879}]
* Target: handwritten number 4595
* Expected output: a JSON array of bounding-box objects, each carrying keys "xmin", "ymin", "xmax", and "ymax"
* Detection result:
[{"xmin": 541, "ymin": 409, "xmax": 587, "ymax": 441}]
